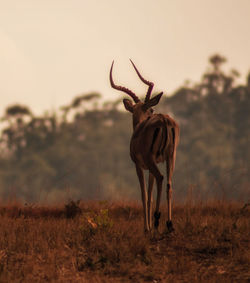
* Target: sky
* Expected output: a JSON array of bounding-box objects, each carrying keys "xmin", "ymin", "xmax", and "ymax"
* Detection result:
[{"xmin": 0, "ymin": 0, "xmax": 250, "ymax": 116}]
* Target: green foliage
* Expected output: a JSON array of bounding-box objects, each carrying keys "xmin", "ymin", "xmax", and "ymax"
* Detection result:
[
  {"xmin": 95, "ymin": 209, "xmax": 113, "ymax": 228},
  {"xmin": 80, "ymin": 208, "xmax": 113, "ymax": 238},
  {"xmin": 0, "ymin": 54, "xmax": 249, "ymax": 201}
]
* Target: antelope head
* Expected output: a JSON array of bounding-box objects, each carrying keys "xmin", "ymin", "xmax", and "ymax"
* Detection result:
[{"xmin": 110, "ymin": 60, "xmax": 163, "ymax": 129}]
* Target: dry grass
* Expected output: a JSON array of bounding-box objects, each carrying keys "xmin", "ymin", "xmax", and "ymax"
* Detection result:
[{"xmin": 0, "ymin": 200, "xmax": 249, "ymax": 282}]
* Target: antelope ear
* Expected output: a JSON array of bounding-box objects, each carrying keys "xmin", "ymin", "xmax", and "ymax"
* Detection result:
[
  {"xmin": 123, "ymin": 99, "xmax": 134, "ymax": 113},
  {"xmin": 144, "ymin": 92, "xmax": 163, "ymax": 110}
]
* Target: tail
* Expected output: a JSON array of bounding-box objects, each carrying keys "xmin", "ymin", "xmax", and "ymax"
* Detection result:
[{"xmin": 158, "ymin": 116, "xmax": 170, "ymax": 157}]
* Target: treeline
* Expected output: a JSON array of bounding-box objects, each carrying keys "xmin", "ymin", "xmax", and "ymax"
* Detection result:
[{"xmin": 0, "ymin": 54, "xmax": 249, "ymax": 202}]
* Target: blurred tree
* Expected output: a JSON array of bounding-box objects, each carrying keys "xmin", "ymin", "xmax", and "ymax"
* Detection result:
[
  {"xmin": 1, "ymin": 104, "xmax": 32, "ymax": 159},
  {"xmin": 0, "ymin": 55, "xmax": 249, "ymax": 202}
]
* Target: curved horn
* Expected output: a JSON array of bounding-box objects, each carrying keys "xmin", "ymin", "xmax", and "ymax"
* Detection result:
[
  {"xmin": 110, "ymin": 61, "xmax": 140, "ymax": 103},
  {"xmin": 130, "ymin": 59, "xmax": 154, "ymax": 102}
]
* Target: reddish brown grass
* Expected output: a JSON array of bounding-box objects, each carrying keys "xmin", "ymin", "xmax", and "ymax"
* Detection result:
[{"xmin": 0, "ymin": 200, "xmax": 249, "ymax": 282}]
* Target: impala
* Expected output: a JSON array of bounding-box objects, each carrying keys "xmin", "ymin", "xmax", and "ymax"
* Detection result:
[{"xmin": 110, "ymin": 60, "xmax": 179, "ymax": 232}]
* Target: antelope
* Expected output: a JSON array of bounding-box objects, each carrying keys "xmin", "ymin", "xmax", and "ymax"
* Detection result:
[{"xmin": 110, "ymin": 60, "xmax": 179, "ymax": 232}]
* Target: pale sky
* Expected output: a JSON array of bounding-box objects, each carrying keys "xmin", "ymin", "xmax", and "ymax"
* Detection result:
[{"xmin": 0, "ymin": 0, "xmax": 250, "ymax": 116}]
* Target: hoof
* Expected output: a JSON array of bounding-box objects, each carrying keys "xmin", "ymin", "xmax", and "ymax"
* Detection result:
[
  {"xmin": 166, "ymin": 220, "xmax": 174, "ymax": 232},
  {"xmin": 154, "ymin": 212, "xmax": 161, "ymax": 228}
]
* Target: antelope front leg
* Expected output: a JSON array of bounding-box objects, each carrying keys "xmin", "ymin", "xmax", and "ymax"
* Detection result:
[
  {"xmin": 147, "ymin": 172, "xmax": 154, "ymax": 230},
  {"xmin": 154, "ymin": 173, "xmax": 163, "ymax": 230},
  {"xmin": 135, "ymin": 165, "xmax": 149, "ymax": 232}
]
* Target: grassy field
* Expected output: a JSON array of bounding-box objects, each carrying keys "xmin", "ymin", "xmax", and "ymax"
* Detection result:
[{"xmin": 0, "ymin": 199, "xmax": 249, "ymax": 282}]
